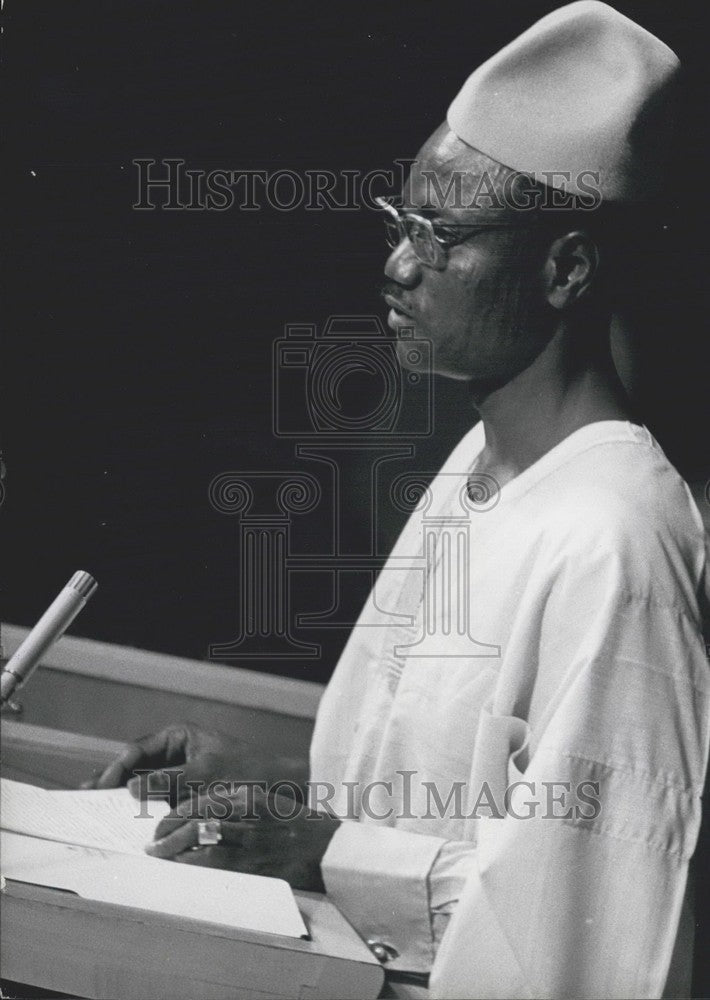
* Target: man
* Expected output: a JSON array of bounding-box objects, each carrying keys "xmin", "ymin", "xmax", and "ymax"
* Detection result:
[{"xmin": 90, "ymin": 3, "xmax": 709, "ymax": 996}]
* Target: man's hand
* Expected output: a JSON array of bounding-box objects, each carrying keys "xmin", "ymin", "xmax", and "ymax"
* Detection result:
[
  {"xmin": 144, "ymin": 788, "xmax": 340, "ymax": 892},
  {"xmin": 83, "ymin": 724, "xmax": 248, "ymax": 804}
]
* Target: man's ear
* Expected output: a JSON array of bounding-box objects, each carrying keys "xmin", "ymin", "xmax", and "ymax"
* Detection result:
[{"xmin": 542, "ymin": 231, "xmax": 600, "ymax": 310}]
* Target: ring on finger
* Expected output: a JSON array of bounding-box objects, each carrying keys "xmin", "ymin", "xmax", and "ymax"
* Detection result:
[{"xmin": 197, "ymin": 819, "xmax": 224, "ymax": 846}]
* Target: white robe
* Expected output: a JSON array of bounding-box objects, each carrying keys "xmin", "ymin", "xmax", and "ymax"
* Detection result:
[{"xmin": 309, "ymin": 420, "xmax": 709, "ymax": 998}]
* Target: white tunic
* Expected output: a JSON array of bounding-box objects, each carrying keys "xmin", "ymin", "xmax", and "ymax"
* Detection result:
[{"xmin": 309, "ymin": 420, "xmax": 710, "ymax": 997}]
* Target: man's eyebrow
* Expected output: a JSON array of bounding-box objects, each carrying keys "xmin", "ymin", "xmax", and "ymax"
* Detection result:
[
  {"xmin": 407, "ymin": 200, "xmax": 530, "ymax": 226},
  {"xmin": 404, "ymin": 197, "xmax": 508, "ymax": 225}
]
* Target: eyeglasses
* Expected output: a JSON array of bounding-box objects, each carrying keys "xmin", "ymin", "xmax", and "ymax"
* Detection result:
[{"xmin": 375, "ymin": 196, "xmax": 534, "ymax": 269}]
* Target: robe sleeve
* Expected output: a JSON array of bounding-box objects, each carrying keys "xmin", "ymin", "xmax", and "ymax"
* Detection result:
[{"xmin": 430, "ymin": 531, "xmax": 710, "ymax": 999}]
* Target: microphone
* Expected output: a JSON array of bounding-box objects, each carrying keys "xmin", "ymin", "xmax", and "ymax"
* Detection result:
[{"xmin": 1, "ymin": 571, "xmax": 98, "ymax": 706}]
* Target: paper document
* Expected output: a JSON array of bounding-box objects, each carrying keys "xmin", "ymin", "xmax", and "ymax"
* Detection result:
[
  {"xmin": 0, "ymin": 779, "xmax": 308, "ymax": 938},
  {"xmin": 1, "ymin": 831, "xmax": 308, "ymax": 938},
  {"xmin": 0, "ymin": 777, "xmax": 170, "ymax": 855}
]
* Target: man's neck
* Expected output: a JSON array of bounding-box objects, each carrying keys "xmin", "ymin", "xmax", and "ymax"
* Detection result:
[{"xmin": 470, "ymin": 317, "xmax": 636, "ymax": 483}]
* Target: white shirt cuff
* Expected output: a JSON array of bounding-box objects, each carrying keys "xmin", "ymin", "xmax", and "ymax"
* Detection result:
[
  {"xmin": 321, "ymin": 821, "xmax": 448, "ymax": 972},
  {"xmin": 429, "ymin": 839, "xmax": 478, "ymax": 912}
]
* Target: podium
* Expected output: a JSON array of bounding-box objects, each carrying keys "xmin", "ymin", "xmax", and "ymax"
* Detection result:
[
  {"xmin": 0, "ymin": 628, "xmax": 386, "ymax": 1000},
  {"xmin": 1, "ymin": 874, "xmax": 384, "ymax": 999}
]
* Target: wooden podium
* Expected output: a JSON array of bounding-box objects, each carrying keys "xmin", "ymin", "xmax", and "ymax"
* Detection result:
[{"xmin": 0, "ymin": 627, "xmax": 385, "ymax": 1000}]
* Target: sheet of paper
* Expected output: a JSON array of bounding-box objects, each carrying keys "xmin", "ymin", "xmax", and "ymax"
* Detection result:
[
  {"xmin": 1, "ymin": 777, "xmax": 170, "ymax": 855},
  {"xmin": 1, "ymin": 831, "xmax": 308, "ymax": 938}
]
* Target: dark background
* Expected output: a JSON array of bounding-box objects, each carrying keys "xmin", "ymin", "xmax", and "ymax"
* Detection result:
[{"xmin": 3, "ymin": 1, "xmax": 709, "ymax": 683}]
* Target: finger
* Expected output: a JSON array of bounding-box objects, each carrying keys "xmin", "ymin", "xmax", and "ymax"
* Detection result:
[
  {"xmin": 93, "ymin": 746, "xmax": 145, "ymax": 789},
  {"xmin": 127, "ymin": 769, "xmax": 173, "ymax": 800},
  {"xmin": 145, "ymin": 821, "xmax": 199, "ymax": 859},
  {"xmin": 92, "ymin": 727, "xmax": 194, "ymax": 795},
  {"xmin": 121, "ymin": 727, "xmax": 193, "ymax": 792},
  {"xmin": 154, "ymin": 794, "xmax": 252, "ymax": 840},
  {"xmin": 127, "ymin": 760, "xmax": 211, "ymax": 803},
  {"xmin": 80, "ymin": 767, "xmax": 103, "ymax": 790},
  {"xmin": 151, "ymin": 790, "xmax": 213, "ymax": 839},
  {"xmin": 151, "ymin": 817, "xmax": 248, "ymax": 855},
  {"xmin": 174, "ymin": 846, "xmax": 221, "ymax": 866},
  {"xmin": 153, "ymin": 813, "xmax": 190, "ymax": 841},
  {"xmin": 148, "ymin": 819, "xmax": 246, "ymax": 857},
  {"xmin": 134, "ymin": 727, "xmax": 189, "ymax": 766},
  {"xmin": 174, "ymin": 845, "xmax": 245, "ymax": 868}
]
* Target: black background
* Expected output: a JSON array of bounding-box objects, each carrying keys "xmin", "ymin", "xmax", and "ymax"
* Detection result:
[{"xmin": 3, "ymin": 1, "xmax": 709, "ymax": 683}]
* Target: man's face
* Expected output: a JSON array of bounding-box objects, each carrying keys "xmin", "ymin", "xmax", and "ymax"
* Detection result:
[{"xmin": 383, "ymin": 123, "xmax": 552, "ymax": 393}]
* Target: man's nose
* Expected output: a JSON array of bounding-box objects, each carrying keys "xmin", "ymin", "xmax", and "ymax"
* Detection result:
[{"xmin": 384, "ymin": 239, "xmax": 422, "ymax": 287}]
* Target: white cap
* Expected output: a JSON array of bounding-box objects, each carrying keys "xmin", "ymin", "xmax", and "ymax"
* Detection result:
[{"xmin": 447, "ymin": 1, "xmax": 680, "ymax": 202}]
